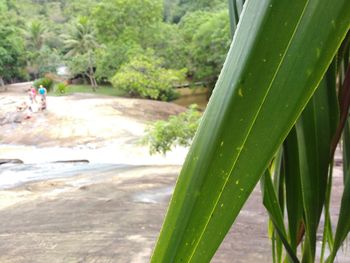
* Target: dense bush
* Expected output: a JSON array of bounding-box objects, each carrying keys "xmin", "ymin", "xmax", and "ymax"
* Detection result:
[
  {"xmin": 55, "ymin": 82, "xmax": 67, "ymax": 94},
  {"xmin": 111, "ymin": 53, "xmax": 186, "ymax": 101},
  {"xmin": 143, "ymin": 104, "xmax": 201, "ymax": 154},
  {"xmin": 179, "ymin": 10, "xmax": 231, "ymax": 85},
  {"xmin": 33, "ymin": 77, "xmax": 54, "ymax": 92}
]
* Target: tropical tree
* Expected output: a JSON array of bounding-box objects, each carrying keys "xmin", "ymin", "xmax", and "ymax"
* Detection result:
[
  {"xmin": 168, "ymin": 0, "xmax": 226, "ymax": 23},
  {"xmin": 0, "ymin": 19, "xmax": 26, "ymax": 85},
  {"xmin": 92, "ymin": 0, "xmax": 162, "ymax": 43},
  {"xmin": 111, "ymin": 52, "xmax": 186, "ymax": 101},
  {"xmin": 62, "ymin": 0, "xmax": 99, "ymax": 19},
  {"xmin": 24, "ymin": 20, "xmax": 47, "ymax": 50},
  {"xmin": 23, "ymin": 20, "xmax": 48, "ymax": 78},
  {"xmin": 151, "ymin": 1, "xmax": 350, "ymax": 263},
  {"xmin": 63, "ymin": 17, "xmax": 99, "ymax": 90},
  {"xmin": 181, "ymin": 9, "xmax": 231, "ymax": 87}
]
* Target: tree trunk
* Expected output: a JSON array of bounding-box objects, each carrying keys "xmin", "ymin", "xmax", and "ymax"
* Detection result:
[
  {"xmin": 0, "ymin": 77, "xmax": 6, "ymax": 91},
  {"xmin": 86, "ymin": 68, "xmax": 97, "ymax": 92},
  {"xmin": 87, "ymin": 52, "xmax": 97, "ymax": 91}
]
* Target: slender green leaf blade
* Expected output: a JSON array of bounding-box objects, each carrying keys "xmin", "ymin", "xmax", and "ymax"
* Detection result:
[
  {"xmin": 328, "ymin": 59, "xmax": 350, "ymax": 263},
  {"xmin": 283, "ymin": 128, "xmax": 303, "ymax": 251},
  {"xmin": 327, "ymin": 168, "xmax": 350, "ymax": 262},
  {"xmin": 151, "ymin": 1, "xmax": 350, "ymax": 262},
  {"xmin": 261, "ymin": 170, "xmax": 299, "ymax": 262},
  {"xmin": 296, "ymin": 73, "xmax": 338, "ymax": 262}
]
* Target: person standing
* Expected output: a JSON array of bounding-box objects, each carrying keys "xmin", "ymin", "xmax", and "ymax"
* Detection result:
[
  {"xmin": 38, "ymin": 85, "xmax": 47, "ymax": 99},
  {"xmin": 29, "ymin": 86, "xmax": 37, "ymax": 103},
  {"xmin": 38, "ymin": 85, "xmax": 47, "ymax": 110}
]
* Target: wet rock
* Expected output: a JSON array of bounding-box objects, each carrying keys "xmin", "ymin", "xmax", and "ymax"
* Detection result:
[
  {"xmin": 0, "ymin": 112, "xmax": 24, "ymax": 125},
  {"xmin": 0, "ymin": 159, "xmax": 24, "ymax": 165},
  {"xmin": 53, "ymin": 160, "xmax": 90, "ymax": 163}
]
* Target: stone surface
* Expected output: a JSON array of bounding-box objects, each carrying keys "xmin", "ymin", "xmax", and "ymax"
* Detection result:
[
  {"xmin": 0, "ymin": 159, "xmax": 23, "ymax": 165},
  {"xmin": 0, "ymin": 165, "xmax": 273, "ymax": 263}
]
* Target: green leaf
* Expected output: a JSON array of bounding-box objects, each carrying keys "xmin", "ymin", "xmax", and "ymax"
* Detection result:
[
  {"xmin": 283, "ymin": 128, "xmax": 303, "ymax": 252},
  {"xmin": 327, "ymin": 160, "xmax": 350, "ymax": 262},
  {"xmin": 295, "ymin": 67, "xmax": 339, "ymax": 262},
  {"xmin": 327, "ymin": 65, "xmax": 350, "ymax": 263},
  {"xmin": 261, "ymin": 169, "xmax": 299, "ymax": 263},
  {"xmin": 227, "ymin": 0, "xmax": 245, "ymax": 37},
  {"xmin": 272, "ymin": 150, "xmax": 284, "ymax": 263},
  {"xmin": 151, "ymin": 1, "xmax": 350, "ymax": 262}
]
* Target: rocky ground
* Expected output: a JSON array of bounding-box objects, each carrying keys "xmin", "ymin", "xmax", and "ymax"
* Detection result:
[
  {"xmin": 0, "ymin": 83, "xmax": 187, "ymax": 164},
  {"xmin": 0, "ymin": 83, "xmax": 349, "ymax": 262}
]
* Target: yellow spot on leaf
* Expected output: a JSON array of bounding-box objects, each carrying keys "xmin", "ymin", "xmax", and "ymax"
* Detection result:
[
  {"xmin": 238, "ymin": 88, "xmax": 243, "ymax": 97},
  {"xmin": 316, "ymin": 48, "xmax": 321, "ymax": 58}
]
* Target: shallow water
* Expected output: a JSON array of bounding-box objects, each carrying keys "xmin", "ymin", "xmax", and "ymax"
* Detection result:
[
  {"xmin": 0, "ymin": 143, "xmax": 187, "ymax": 165},
  {"xmin": 0, "ymin": 162, "xmax": 127, "ymax": 189},
  {"xmin": 133, "ymin": 186, "xmax": 173, "ymax": 204},
  {"xmin": 174, "ymin": 93, "xmax": 208, "ymax": 110}
]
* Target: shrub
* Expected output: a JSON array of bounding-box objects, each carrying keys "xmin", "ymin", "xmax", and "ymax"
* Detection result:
[
  {"xmin": 111, "ymin": 53, "xmax": 186, "ymax": 101},
  {"xmin": 55, "ymin": 82, "xmax": 67, "ymax": 94},
  {"xmin": 143, "ymin": 104, "xmax": 201, "ymax": 154},
  {"xmin": 33, "ymin": 77, "xmax": 54, "ymax": 92}
]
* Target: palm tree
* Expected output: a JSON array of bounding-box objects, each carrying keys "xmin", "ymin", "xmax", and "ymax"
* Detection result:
[
  {"xmin": 23, "ymin": 20, "xmax": 47, "ymax": 78},
  {"xmin": 62, "ymin": 17, "xmax": 99, "ymax": 90},
  {"xmin": 24, "ymin": 20, "xmax": 47, "ymax": 50},
  {"xmin": 151, "ymin": 0, "xmax": 350, "ymax": 262}
]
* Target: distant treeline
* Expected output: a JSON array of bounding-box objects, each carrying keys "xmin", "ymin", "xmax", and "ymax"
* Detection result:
[{"xmin": 0, "ymin": 0, "xmax": 231, "ymax": 96}]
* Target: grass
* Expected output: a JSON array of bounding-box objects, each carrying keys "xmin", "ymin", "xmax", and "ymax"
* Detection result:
[{"xmin": 50, "ymin": 84, "xmax": 127, "ymax": 97}]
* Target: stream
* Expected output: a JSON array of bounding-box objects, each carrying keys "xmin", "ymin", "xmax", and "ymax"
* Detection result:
[
  {"xmin": 0, "ymin": 162, "xmax": 129, "ymax": 190},
  {"xmin": 0, "ymin": 142, "xmax": 185, "ymax": 190}
]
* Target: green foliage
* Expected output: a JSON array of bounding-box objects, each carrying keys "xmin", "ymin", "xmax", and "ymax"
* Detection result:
[
  {"xmin": 168, "ymin": 0, "xmax": 226, "ymax": 23},
  {"xmin": 143, "ymin": 104, "xmax": 201, "ymax": 155},
  {"xmin": 62, "ymin": 0, "xmax": 99, "ymax": 19},
  {"xmin": 92, "ymin": 0, "xmax": 162, "ymax": 43},
  {"xmin": 66, "ymin": 53, "xmax": 92, "ymax": 76},
  {"xmin": 0, "ymin": 1, "xmax": 8, "ymax": 12},
  {"xmin": 51, "ymin": 84, "xmax": 126, "ymax": 97},
  {"xmin": 0, "ymin": 0, "xmax": 233, "ymax": 89},
  {"xmin": 55, "ymin": 82, "xmax": 67, "ymax": 94},
  {"xmin": 33, "ymin": 77, "xmax": 54, "ymax": 92},
  {"xmin": 63, "ymin": 17, "xmax": 99, "ymax": 88},
  {"xmin": 144, "ymin": 22, "xmax": 187, "ymax": 70},
  {"xmin": 23, "ymin": 19, "xmax": 64, "ymax": 79},
  {"xmin": 95, "ymin": 41, "xmax": 142, "ymax": 81},
  {"xmin": 181, "ymin": 10, "xmax": 231, "ymax": 83},
  {"xmin": 24, "ymin": 20, "xmax": 47, "ymax": 50},
  {"xmin": 62, "ymin": 16, "xmax": 99, "ymax": 56},
  {"xmin": 111, "ymin": 53, "xmax": 186, "ymax": 101},
  {"xmin": 36, "ymin": 47, "xmax": 62, "ymax": 76},
  {"xmin": 0, "ymin": 18, "xmax": 26, "ymax": 82}
]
